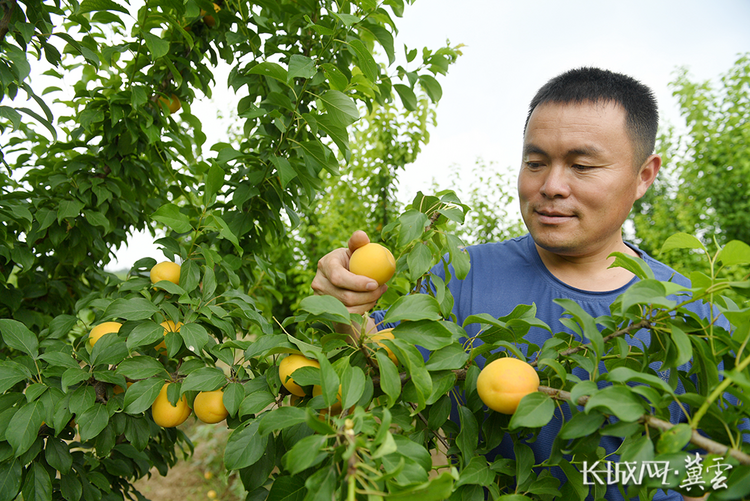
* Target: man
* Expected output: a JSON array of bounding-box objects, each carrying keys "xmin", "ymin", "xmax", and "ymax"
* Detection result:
[{"xmin": 312, "ymin": 68, "xmax": 711, "ymax": 500}]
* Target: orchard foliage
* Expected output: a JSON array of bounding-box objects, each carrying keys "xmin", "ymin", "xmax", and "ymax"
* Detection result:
[{"xmin": 2, "ymin": 2, "xmax": 750, "ymax": 501}]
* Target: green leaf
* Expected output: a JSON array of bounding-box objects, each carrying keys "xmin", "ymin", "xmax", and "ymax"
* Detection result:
[
  {"xmin": 152, "ymin": 203, "xmax": 193, "ymax": 233},
  {"xmin": 455, "ymin": 456, "xmax": 494, "ymax": 487},
  {"xmin": 407, "ymin": 243, "xmax": 432, "ymax": 281},
  {"xmin": 116, "ymin": 356, "xmax": 169, "ymax": 380},
  {"xmin": 375, "ymin": 351, "xmax": 400, "ymax": 408},
  {"xmin": 287, "ymin": 54, "xmax": 316, "ymax": 83},
  {"xmin": 424, "ymin": 345, "xmax": 469, "ymax": 371},
  {"xmin": 126, "ymin": 321, "xmax": 164, "ymax": 350},
  {"xmin": 90, "ymin": 332, "xmax": 128, "ymax": 366},
  {"xmin": 321, "ymin": 63, "xmax": 348, "ymax": 91},
  {"xmin": 656, "ymin": 423, "xmax": 692, "ymax": 454},
  {"xmin": 296, "ymin": 140, "xmax": 339, "ymax": 175},
  {"xmin": 609, "ymin": 252, "xmax": 655, "ymax": 280},
  {"xmin": 382, "ymin": 294, "xmax": 441, "ymax": 324},
  {"xmin": 239, "ymin": 391, "xmax": 276, "ymax": 418},
  {"xmin": 79, "ymin": 0, "xmax": 129, "ymax": 15},
  {"xmin": 584, "ymin": 385, "xmax": 646, "ymax": 422},
  {"xmin": 181, "ymin": 367, "xmax": 226, "ymax": 392},
  {"xmin": 509, "ymin": 392, "xmax": 555, "ymax": 429},
  {"xmin": 340, "ymin": 365, "xmax": 365, "ymax": 409},
  {"xmin": 0, "ymin": 362, "xmax": 29, "ymax": 393},
  {"xmin": 142, "ymin": 31, "xmax": 169, "ymax": 59},
  {"xmin": 717, "ymin": 240, "xmax": 750, "ymax": 266},
  {"xmin": 7, "ymin": 401, "xmax": 44, "ymax": 456},
  {"xmin": 315, "ymin": 353, "xmax": 339, "ymax": 407},
  {"xmin": 318, "ymin": 90, "xmax": 359, "ymax": 126},
  {"xmin": 282, "ymin": 434, "xmax": 328, "ymax": 474},
  {"xmin": 270, "ymin": 155, "xmax": 296, "ymax": 188},
  {"xmin": 204, "ymin": 164, "xmax": 225, "ymax": 205},
  {"xmin": 456, "ymin": 405, "xmax": 478, "ymax": 459},
  {"xmin": 123, "ymin": 377, "xmax": 165, "ymax": 414},
  {"xmin": 222, "ymin": 382, "xmax": 243, "ymax": 417},
  {"xmin": 559, "ymin": 411, "xmax": 606, "ymax": 440},
  {"xmin": 0, "ymin": 319, "xmax": 38, "ymax": 358},
  {"xmin": 258, "ymin": 406, "xmax": 307, "ymax": 435},
  {"xmin": 394, "ymin": 84, "xmax": 417, "ymax": 111},
  {"xmin": 77, "ymin": 403, "xmax": 110, "ymax": 441},
  {"xmin": 347, "ymin": 39, "xmax": 378, "ymax": 81},
  {"xmin": 179, "ymin": 323, "xmax": 210, "ymax": 354},
  {"xmin": 21, "ymin": 462, "xmax": 51, "ymax": 501},
  {"xmin": 267, "ymin": 475, "xmax": 306, "ymax": 501},
  {"xmin": 104, "ymin": 298, "xmax": 159, "ymax": 321},
  {"xmin": 0, "ymin": 459, "xmax": 22, "ymax": 501},
  {"xmin": 397, "ymin": 210, "xmax": 429, "ymax": 246},
  {"xmin": 554, "ymin": 298, "xmax": 603, "ymax": 356},
  {"xmin": 660, "ymin": 232, "xmax": 706, "ymax": 254},
  {"xmin": 419, "ymin": 74, "xmax": 443, "ymax": 102},
  {"xmin": 298, "ymin": 295, "xmax": 350, "ymax": 324},
  {"xmin": 57, "ymin": 199, "xmax": 84, "ymax": 222},
  {"xmin": 224, "ymin": 420, "xmax": 267, "ymax": 470},
  {"xmin": 390, "ymin": 321, "xmax": 456, "ymax": 351},
  {"xmin": 385, "ymin": 471, "xmax": 457, "ymax": 501},
  {"xmin": 606, "ymin": 366, "xmax": 675, "ymax": 396},
  {"xmin": 249, "ymin": 62, "xmax": 289, "ymax": 85}
]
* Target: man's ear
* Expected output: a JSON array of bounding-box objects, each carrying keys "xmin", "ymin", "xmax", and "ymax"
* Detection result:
[{"xmin": 635, "ymin": 154, "xmax": 661, "ymax": 200}]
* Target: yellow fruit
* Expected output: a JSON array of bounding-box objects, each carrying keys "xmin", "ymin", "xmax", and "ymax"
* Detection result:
[
  {"xmin": 158, "ymin": 94, "xmax": 181, "ymax": 114},
  {"xmin": 202, "ymin": 3, "xmax": 221, "ymax": 27},
  {"xmin": 207, "ymin": 490, "xmax": 217, "ymax": 499},
  {"xmin": 194, "ymin": 389, "xmax": 229, "ymax": 424},
  {"xmin": 279, "ymin": 354, "xmax": 320, "ymax": 397},
  {"xmin": 88, "ymin": 321, "xmax": 122, "ymax": 348},
  {"xmin": 156, "ymin": 320, "xmax": 182, "ymax": 355},
  {"xmin": 367, "ymin": 328, "xmax": 399, "ymax": 365},
  {"xmin": 150, "ymin": 261, "xmax": 181, "ymax": 286},
  {"xmin": 476, "ymin": 357, "xmax": 539, "ymax": 414},
  {"xmin": 151, "ymin": 383, "xmax": 191, "ymax": 427},
  {"xmin": 113, "ymin": 381, "xmax": 133, "ymax": 395},
  {"xmin": 312, "ymin": 384, "xmax": 342, "ymax": 414},
  {"xmin": 349, "ymin": 243, "xmax": 396, "ymax": 286},
  {"xmin": 203, "ymin": 470, "xmax": 213, "ymax": 480}
]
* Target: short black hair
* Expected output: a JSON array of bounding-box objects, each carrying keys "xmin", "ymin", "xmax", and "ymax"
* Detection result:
[{"xmin": 524, "ymin": 67, "xmax": 659, "ymax": 166}]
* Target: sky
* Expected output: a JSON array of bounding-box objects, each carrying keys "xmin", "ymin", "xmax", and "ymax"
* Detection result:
[{"xmin": 108, "ymin": 0, "xmax": 750, "ymax": 270}]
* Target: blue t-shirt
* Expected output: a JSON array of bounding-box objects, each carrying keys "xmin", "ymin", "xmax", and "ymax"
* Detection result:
[{"xmin": 372, "ymin": 233, "xmax": 728, "ymax": 500}]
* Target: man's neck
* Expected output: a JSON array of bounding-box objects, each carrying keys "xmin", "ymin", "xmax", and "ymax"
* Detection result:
[{"xmin": 534, "ymin": 239, "xmax": 640, "ymax": 292}]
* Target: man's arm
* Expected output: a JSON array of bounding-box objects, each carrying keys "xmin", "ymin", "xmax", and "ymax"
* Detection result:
[{"xmin": 311, "ymin": 230, "xmax": 386, "ymax": 338}]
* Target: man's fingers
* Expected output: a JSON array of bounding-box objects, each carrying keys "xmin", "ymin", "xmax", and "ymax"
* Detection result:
[{"xmin": 348, "ymin": 230, "xmax": 370, "ymax": 254}]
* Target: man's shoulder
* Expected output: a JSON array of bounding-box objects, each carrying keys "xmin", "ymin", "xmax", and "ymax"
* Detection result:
[{"xmin": 465, "ymin": 234, "xmax": 533, "ymax": 257}]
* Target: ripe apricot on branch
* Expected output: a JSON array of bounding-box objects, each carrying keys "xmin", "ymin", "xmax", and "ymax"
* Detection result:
[
  {"xmin": 151, "ymin": 383, "xmax": 191, "ymax": 427},
  {"xmin": 194, "ymin": 389, "xmax": 229, "ymax": 424},
  {"xmin": 150, "ymin": 261, "xmax": 181, "ymax": 286},
  {"xmin": 88, "ymin": 321, "xmax": 122, "ymax": 348},
  {"xmin": 158, "ymin": 94, "xmax": 182, "ymax": 114},
  {"xmin": 349, "ymin": 242, "xmax": 396, "ymax": 286},
  {"xmin": 476, "ymin": 357, "xmax": 539, "ymax": 414},
  {"xmin": 366, "ymin": 328, "xmax": 399, "ymax": 365},
  {"xmin": 202, "ymin": 3, "xmax": 221, "ymax": 27},
  {"xmin": 156, "ymin": 320, "xmax": 182, "ymax": 355},
  {"xmin": 279, "ymin": 354, "xmax": 320, "ymax": 397}
]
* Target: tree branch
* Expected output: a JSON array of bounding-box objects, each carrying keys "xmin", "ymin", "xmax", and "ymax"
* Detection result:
[
  {"xmin": 538, "ymin": 385, "xmax": 750, "ymax": 465},
  {"xmin": 0, "ymin": 0, "xmax": 18, "ymax": 41}
]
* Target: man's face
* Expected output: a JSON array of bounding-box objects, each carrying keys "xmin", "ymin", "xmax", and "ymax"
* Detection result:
[{"xmin": 518, "ymin": 101, "xmax": 656, "ymax": 258}]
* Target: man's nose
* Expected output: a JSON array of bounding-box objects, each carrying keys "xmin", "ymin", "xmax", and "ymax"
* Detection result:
[{"xmin": 539, "ymin": 164, "xmax": 571, "ymax": 198}]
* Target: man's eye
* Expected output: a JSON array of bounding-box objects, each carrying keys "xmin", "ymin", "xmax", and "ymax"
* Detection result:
[
  {"xmin": 572, "ymin": 164, "xmax": 593, "ymax": 171},
  {"xmin": 525, "ymin": 162, "xmax": 543, "ymax": 169}
]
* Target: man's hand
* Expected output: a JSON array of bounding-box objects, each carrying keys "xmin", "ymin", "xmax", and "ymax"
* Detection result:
[{"xmin": 311, "ymin": 230, "xmax": 388, "ymax": 315}]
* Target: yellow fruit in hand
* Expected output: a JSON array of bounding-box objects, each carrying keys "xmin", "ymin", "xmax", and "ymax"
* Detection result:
[
  {"xmin": 194, "ymin": 389, "xmax": 229, "ymax": 424},
  {"xmin": 349, "ymin": 242, "xmax": 396, "ymax": 286},
  {"xmin": 367, "ymin": 328, "xmax": 399, "ymax": 365},
  {"xmin": 158, "ymin": 94, "xmax": 182, "ymax": 114},
  {"xmin": 151, "ymin": 383, "xmax": 191, "ymax": 427},
  {"xmin": 150, "ymin": 261, "xmax": 181, "ymax": 286},
  {"xmin": 88, "ymin": 321, "xmax": 122, "ymax": 348},
  {"xmin": 202, "ymin": 3, "xmax": 221, "ymax": 27},
  {"xmin": 156, "ymin": 320, "xmax": 182, "ymax": 355},
  {"xmin": 279, "ymin": 354, "xmax": 320, "ymax": 397},
  {"xmin": 476, "ymin": 357, "xmax": 539, "ymax": 414}
]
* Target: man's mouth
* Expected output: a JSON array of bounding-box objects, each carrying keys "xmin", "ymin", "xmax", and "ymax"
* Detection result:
[{"xmin": 535, "ymin": 209, "xmax": 575, "ymax": 223}]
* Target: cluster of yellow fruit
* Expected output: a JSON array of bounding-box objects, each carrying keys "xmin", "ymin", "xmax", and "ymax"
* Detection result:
[{"xmin": 88, "ymin": 260, "xmax": 229, "ymax": 428}]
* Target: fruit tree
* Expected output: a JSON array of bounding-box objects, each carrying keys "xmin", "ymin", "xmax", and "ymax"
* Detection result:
[{"xmin": 2, "ymin": 1, "xmax": 750, "ymax": 501}]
